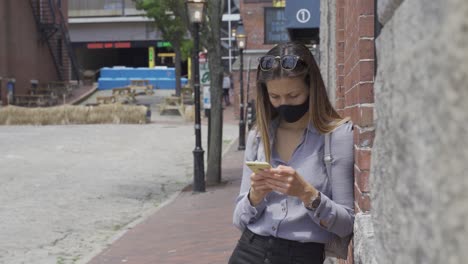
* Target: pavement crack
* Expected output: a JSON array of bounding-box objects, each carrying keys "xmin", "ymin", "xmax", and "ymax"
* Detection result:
[{"xmin": 51, "ymin": 232, "xmax": 71, "ymax": 247}]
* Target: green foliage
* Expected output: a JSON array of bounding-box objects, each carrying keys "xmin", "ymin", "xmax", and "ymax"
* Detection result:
[
  {"xmin": 181, "ymin": 39, "xmax": 193, "ymax": 61},
  {"xmin": 135, "ymin": 0, "xmax": 189, "ymax": 44}
]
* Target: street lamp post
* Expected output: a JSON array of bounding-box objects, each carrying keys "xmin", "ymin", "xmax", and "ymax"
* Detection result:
[
  {"xmin": 186, "ymin": 0, "xmax": 206, "ymax": 192},
  {"xmin": 236, "ymin": 21, "xmax": 247, "ymax": 150}
]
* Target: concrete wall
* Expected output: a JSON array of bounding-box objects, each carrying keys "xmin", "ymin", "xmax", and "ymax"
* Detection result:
[
  {"xmin": 0, "ymin": 0, "xmax": 60, "ymax": 100},
  {"xmin": 69, "ymin": 22, "xmax": 162, "ymax": 43},
  {"xmin": 319, "ymin": 0, "xmax": 336, "ymax": 106},
  {"xmin": 370, "ymin": 0, "xmax": 468, "ymax": 263}
]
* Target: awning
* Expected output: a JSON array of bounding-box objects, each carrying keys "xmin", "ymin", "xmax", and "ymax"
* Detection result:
[{"xmin": 285, "ymin": 0, "xmax": 320, "ymax": 42}]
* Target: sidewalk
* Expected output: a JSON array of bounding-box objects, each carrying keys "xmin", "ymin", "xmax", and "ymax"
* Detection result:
[{"xmin": 87, "ymin": 139, "xmax": 245, "ymax": 264}]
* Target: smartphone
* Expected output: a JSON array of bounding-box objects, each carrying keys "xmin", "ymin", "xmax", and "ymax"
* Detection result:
[{"xmin": 246, "ymin": 161, "xmax": 272, "ymax": 173}]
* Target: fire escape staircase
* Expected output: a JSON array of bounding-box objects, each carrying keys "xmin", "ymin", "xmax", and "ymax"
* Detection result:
[{"xmin": 29, "ymin": 0, "xmax": 81, "ymax": 82}]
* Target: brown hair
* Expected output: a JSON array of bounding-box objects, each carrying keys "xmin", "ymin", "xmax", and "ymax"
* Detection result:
[{"xmin": 255, "ymin": 42, "xmax": 350, "ymax": 162}]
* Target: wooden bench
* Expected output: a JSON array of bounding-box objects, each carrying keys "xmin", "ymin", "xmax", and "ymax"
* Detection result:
[
  {"xmin": 180, "ymin": 86, "xmax": 193, "ymax": 105},
  {"xmin": 14, "ymin": 94, "xmax": 56, "ymax": 107},
  {"xmin": 48, "ymin": 81, "xmax": 73, "ymax": 98},
  {"xmin": 112, "ymin": 87, "xmax": 136, "ymax": 102},
  {"xmin": 96, "ymin": 95, "xmax": 117, "ymax": 105},
  {"xmin": 159, "ymin": 96, "xmax": 185, "ymax": 117},
  {"xmin": 128, "ymin": 80, "xmax": 154, "ymax": 96}
]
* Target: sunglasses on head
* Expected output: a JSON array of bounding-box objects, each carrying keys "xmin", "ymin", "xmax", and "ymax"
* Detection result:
[{"xmin": 258, "ymin": 55, "xmax": 303, "ymax": 71}]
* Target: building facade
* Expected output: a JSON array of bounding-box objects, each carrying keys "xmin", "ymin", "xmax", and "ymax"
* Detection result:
[
  {"xmin": 231, "ymin": 0, "xmax": 275, "ymax": 119},
  {"xmin": 0, "ymin": 0, "xmax": 75, "ymax": 104},
  {"xmin": 68, "ymin": 0, "xmax": 180, "ymax": 74}
]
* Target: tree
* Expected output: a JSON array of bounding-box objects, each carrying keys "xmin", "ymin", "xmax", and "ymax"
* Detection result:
[
  {"xmin": 135, "ymin": 0, "xmax": 189, "ymax": 96},
  {"xmin": 200, "ymin": 0, "xmax": 225, "ymax": 185},
  {"xmin": 137, "ymin": 0, "xmax": 225, "ymax": 185}
]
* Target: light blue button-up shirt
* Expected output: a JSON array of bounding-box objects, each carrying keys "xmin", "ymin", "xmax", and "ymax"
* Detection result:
[{"xmin": 232, "ymin": 119, "xmax": 355, "ymax": 243}]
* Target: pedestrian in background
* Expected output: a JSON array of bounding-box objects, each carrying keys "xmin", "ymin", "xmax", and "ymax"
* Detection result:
[
  {"xmin": 223, "ymin": 72, "xmax": 231, "ymax": 106},
  {"xmin": 229, "ymin": 42, "xmax": 354, "ymax": 264}
]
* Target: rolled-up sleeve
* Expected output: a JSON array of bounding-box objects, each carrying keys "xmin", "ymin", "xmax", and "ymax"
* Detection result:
[
  {"xmin": 232, "ymin": 130, "xmax": 268, "ymax": 230},
  {"xmin": 306, "ymin": 121, "xmax": 355, "ymax": 237}
]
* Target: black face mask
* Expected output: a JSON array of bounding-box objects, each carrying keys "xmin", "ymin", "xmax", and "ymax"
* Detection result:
[{"xmin": 274, "ymin": 97, "xmax": 309, "ymax": 123}]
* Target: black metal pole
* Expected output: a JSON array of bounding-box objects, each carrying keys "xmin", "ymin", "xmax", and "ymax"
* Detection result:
[
  {"xmin": 238, "ymin": 48, "xmax": 246, "ymax": 150},
  {"xmin": 193, "ymin": 22, "xmax": 205, "ymax": 192}
]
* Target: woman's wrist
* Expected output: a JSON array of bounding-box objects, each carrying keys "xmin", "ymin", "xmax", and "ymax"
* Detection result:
[
  {"xmin": 300, "ymin": 185, "xmax": 318, "ymax": 204},
  {"xmin": 248, "ymin": 189, "xmax": 266, "ymax": 206}
]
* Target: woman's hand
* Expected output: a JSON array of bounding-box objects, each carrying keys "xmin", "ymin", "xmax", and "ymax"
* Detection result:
[
  {"xmin": 249, "ymin": 171, "xmax": 273, "ymax": 206},
  {"xmin": 263, "ymin": 165, "xmax": 318, "ymax": 203}
]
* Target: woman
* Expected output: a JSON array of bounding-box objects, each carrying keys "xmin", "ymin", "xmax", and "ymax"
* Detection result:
[
  {"xmin": 229, "ymin": 42, "xmax": 354, "ymax": 264},
  {"xmin": 223, "ymin": 72, "xmax": 232, "ymax": 106}
]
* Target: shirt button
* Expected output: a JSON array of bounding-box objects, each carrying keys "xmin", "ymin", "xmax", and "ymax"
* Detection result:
[
  {"xmin": 272, "ymin": 226, "xmax": 276, "ymax": 231},
  {"xmin": 282, "ymin": 207, "xmax": 286, "ymax": 212},
  {"xmin": 264, "ymin": 258, "xmax": 271, "ymax": 264}
]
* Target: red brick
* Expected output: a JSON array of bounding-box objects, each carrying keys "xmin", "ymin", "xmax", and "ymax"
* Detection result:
[
  {"xmin": 337, "ymin": 51, "xmax": 345, "ymax": 64},
  {"xmin": 336, "ymin": 85, "xmax": 345, "ymax": 98},
  {"xmin": 352, "ymin": 61, "xmax": 361, "ymax": 90},
  {"xmin": 337, "ymin": 76, "xmax": 344, "ymax": 88},
  {"xmin": 337, "ymin": 109, "xmax": 345, "ymax": 117},
  {"xmin": 337, "ymin": 40, "xmax": 345, "ymax": 53},
  {"xmin": 359, "ymin": 82, "xmax": 374, "ymax": 104},
  {"xmin": 359, "ymin": 38, "xmax": 375, "ymax": 60},
  {"xmin": 335, "ymin": 98, "xmax": 345, "ymax": 110},
  {"xmin": 355, "ymin": 128, "xmax": 375, "ymax": 148},
  {"xmin": 337, "ymin": 7, "xmax": 345, "ymax": 29},
  {"xmin": 345, "ymin": 105, "xmax": 359, "ymax": 124},
  {"xmin": 337, "ymin": 64, "xmax": 345, "ymax": 76},
  {"xmin": 359, "ymin": 106, "xmax": 374, "ymax": 127},
  {"xmin": 359, "ymin": 15, "xmax": 375, "ymax": 38},
  {"xmin": 356, "ymin": 148, "xmax": 372, "ymax": 171},
  {"xmin": 337, "ymin": 31, "xmax": 345, "ymax": 44},
  {"xmin": 355, "ymin": 167, "xmax": 370, "ymax": 193},
  {"xmin": 359, "ymin": 193, "xmax": 371, "ymax": 212},
  {"xmin": 354, "ymin": 45, "xmax": 360, "ymax": 67},
  {"xmin": 360, "ymin": 60, "xmax": 374, "ymax": 82},
  {"xmin": 344, "ymin": 74, "xmax": 352, "ymax": 92},
  {"xmin": 359, "ymin": 0, "xmax": 375, "ymax": 16},
  {"xmin": 345, "ymin": 86, "xmax": 359, "ymax": 107},
  {"xmin": 355, "ymin": 201, "xmax": 361, "ymax": 213},
  {"xmin": 354, "ymin": 184, "xmax": 371, "ymax": 212},
  {"xmin": 344, "ymin": 55, "xmax": 351, "ymax": 77}
]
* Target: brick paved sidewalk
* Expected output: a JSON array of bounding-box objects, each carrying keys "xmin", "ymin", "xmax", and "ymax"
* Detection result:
[{"xmin": 87, "ymin": 140, "xmax": 244, "ymax": 264}]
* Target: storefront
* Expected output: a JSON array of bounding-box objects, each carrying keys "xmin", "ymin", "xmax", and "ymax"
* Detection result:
[{"xmin": 285, "ymin": 0, "xmax": 320, "ymax": 44}]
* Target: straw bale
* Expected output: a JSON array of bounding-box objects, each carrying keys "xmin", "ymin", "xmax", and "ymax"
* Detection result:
[{"xmin": 0, "ymin": 104, "xmax": 148, "ymax": 125}]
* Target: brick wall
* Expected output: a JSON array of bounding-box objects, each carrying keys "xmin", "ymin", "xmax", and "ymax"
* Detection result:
[
  {"xmin": 240, "ymin": 1, "xmax": 276, "ymax": 50},
  {"xmin": 336, "ymin": 0, "xmax": 375, "ymax": 263},
  {"xmin": 0, "ymin": 0, "xmax": 69, "ymax": 104},
  {"xmin": 232, "ymin": 0, "xmax": 275, "ymax": 119}
]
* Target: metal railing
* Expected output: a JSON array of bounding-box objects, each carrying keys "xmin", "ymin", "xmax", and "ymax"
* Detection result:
[{"xmin": 29, "ymin": 0, "xmax": 81, "ymax": 81}]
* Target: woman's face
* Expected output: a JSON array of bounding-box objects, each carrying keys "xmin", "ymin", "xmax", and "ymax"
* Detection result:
[{"xmin": 266, "ymin": 77, "xmax": 309, "ymax": 107}]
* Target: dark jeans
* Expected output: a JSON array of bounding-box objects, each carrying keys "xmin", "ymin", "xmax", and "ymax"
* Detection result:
[
  {"xmin": 229, "ymin": 229, "xmax": 325, "ymax": 264},
  {"xmin": 223, "ymin": 89, "xmax": 230, "ymax": 105}
]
